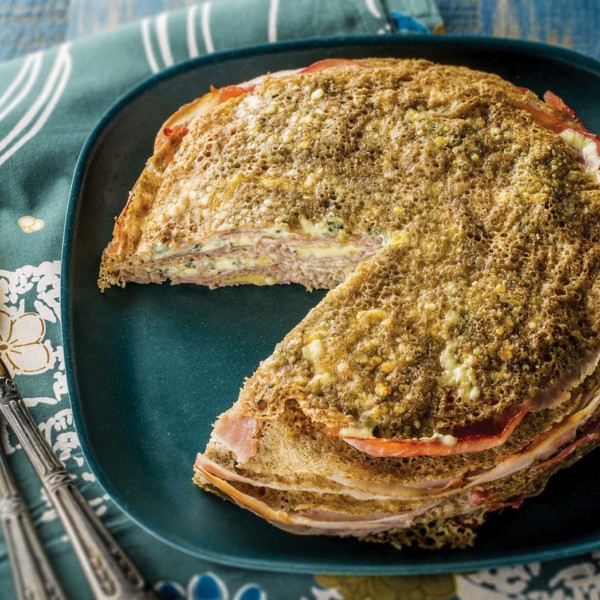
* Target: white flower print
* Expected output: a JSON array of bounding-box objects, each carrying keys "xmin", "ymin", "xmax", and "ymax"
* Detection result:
[
  {"xmin": 0, "ymin": 310, "xmax": 54, "ymax": 374},
  {"xmin": 0, "ymin": 261, "xmax": 110, "ymax": 524}
]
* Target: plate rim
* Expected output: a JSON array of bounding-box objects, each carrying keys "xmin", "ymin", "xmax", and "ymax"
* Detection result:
[{"xmin": 62, "ymin": 33, "xmax": 600, "ymax": 574}]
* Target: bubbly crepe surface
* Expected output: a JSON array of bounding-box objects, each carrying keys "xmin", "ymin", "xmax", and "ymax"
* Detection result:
[
  {"xmin": 100, "ymin": 59, "xmax": 600, "ymax": 291},
  {"xmin": 242, "ymin": 203, "xmax": 599, "ymax": 437},
  {"xmin": 99, "ymin": 57, "xmax": 600, "ymax": 548}
]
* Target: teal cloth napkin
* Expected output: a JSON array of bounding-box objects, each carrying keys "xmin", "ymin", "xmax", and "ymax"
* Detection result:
[{"xmin": 1, "ymin": 1, "xmax": 600, "ymax": 599}]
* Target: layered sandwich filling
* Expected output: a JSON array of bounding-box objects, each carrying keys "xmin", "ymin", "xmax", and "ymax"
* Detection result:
[
  {"xmin": 126, "ymin": 229, "xmax": 381, "ymax": 289},
  {"xmin": 194, "ymin": 359, "xmax": 600, "ymax": 541}
]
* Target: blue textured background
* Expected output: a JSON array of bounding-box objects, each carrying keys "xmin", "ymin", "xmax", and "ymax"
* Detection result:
[{"xmin": 0, "ymin": 0, "xmax": 599, "ymax": 61}]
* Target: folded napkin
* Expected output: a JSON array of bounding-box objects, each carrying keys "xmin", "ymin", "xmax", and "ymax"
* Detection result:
[{"xmin": 1, "ymin": 1, "xmax": 599, "ymax": 599}]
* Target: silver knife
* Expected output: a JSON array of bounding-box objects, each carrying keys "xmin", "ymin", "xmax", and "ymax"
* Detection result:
[{"xmin": 0, "ymin": 356, "xmax": 157, "ymax": 599}]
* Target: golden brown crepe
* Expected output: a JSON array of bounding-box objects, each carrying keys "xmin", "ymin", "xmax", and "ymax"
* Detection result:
[{"xmin": 99, "ymin": 58, "xmax": 600, "ymax": 548}]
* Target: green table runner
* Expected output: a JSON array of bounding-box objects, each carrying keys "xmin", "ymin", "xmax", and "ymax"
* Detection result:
[{"xmin": 2, "ymin": 1, "xmax": 600, "ymax": 598}]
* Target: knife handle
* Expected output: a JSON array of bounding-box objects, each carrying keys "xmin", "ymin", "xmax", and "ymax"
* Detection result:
[
  {"xmin": 0, "ymin": 372, "xmax": 156, "ymax": 600},
  {"xmin": 0, "ymin": 438, "xmax": 66, "ymax": 600}
]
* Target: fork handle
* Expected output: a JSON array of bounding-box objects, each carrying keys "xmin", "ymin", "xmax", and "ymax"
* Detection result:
[
  {"xmin": 0, "ymin": 373, "xmax": 156, "ymax": 600},
  {"xmin": 0, "ymin": 440, "xmax": 66, "ymax": 600}
]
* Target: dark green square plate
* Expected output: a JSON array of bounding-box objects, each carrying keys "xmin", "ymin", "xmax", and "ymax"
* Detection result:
[{"xmin": 62, "ymin": 35, "xmax": 600, "ymax": 574}]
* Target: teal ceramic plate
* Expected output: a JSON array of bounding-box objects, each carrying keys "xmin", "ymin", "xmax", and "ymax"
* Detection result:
[{"xmin": 63, "ymin": 36, "xmax": 600, "ymax": 574}]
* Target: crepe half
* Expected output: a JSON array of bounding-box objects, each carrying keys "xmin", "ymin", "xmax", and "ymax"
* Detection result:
[{"xmin": 98, "ymin": 58, "xmax": 600, "ymax": 547}]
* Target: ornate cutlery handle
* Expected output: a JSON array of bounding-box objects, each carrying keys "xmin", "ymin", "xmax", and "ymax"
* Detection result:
[
  {"xmin": 0, "ymin": 365, "xmax": 157, "ymax": 600},
  {"xmin": 0, "ymin": 434, "xmax": 66, "ymax": 600}
]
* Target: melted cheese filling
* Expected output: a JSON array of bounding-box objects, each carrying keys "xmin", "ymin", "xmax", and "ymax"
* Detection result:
[
  {"xmin": 152, "ymin": 239, "xmax": 366, "ymax": 282},
  {"xmin": 140, "ymin": 225, "xmax": 369, "ymax": 283}
]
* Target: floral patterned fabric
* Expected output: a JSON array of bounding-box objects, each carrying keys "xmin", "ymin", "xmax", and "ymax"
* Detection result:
[{"xmin": 1, "ymin": 0, "xmax": 600, "ymax": 598}]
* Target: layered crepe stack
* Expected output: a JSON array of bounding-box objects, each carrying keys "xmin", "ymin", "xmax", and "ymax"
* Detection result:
[
  {"xmin": 100, "ymin": 59, "xmax": 600, "ymax": 548},
  {"xmin": 194, "ymin": 232, "xmax": 600, "ymax": 547}
]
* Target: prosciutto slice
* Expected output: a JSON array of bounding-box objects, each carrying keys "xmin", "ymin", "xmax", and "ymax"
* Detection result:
[
  {"xmin": 520, "ymin": 91, "xmax": 600, "ymax": 155},
  {"xmin": 339, "ymin": 404, "xmax": 529, "ymax": 458},
  {"xmin": 466, "ymin": 389, "xmax": 600, "ymax": 487},
  {"xmin": 299, "ymin": 58, "xmax": 370, "ymax": 73},
  {"xmin": 195, "ymin": 453, "xmax": 409, "ymax": 501},
  {"xmin": 196, "ymin": 452, "xmax": 458, "ymax": 500},
  {"xmin": 533, "ymin": 422, "xmax": 600, "ymax": 472}
]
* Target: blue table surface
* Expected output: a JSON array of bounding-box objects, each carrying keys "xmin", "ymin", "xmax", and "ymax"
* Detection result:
[{"xmin": 0, "ymin": 0, "xmax": 599, "ymax": 62}]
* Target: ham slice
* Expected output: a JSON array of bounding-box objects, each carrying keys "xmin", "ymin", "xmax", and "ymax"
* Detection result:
[
  {"xmin": 195, "ymin": 453, "xmax": 411, "ymax": 500},
  {"xmin": 467, "ymin": 389, "xmax": 600, "ymax": 487},
  {"xmin": 533, "ymin": 422, "xmax": 600, "ymax": 472},
  {"xmin": 328, "ymin": 473, "xmax": 460, "ymax": 495},
  {"xmin": 467, "ymin": 489, "xmax": 496, "ymax": 506},
  {"xmin": 196, "ymin": 464, "xmax": 444, "ymax": 536},
  {"xmin": 299, "ymin": 58, "xmax": 370, "ymax": 73},
  {"xmin": 211, "ymin": 405, "xmax": 259, "ymax": 464},
  {"xmin": 196, "ymin": 452, "xmax": 458, "ymax": 500}
]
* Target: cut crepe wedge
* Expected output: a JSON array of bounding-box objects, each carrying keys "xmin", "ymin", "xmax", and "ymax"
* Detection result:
[
  {"xmin": 195, "ymin": 212, "xmax": 600, "ymax": 548},
  {"xmin": 99, "ymin": 58, "xmax": 600, "ymax": 290},
  {"xmin": 195, "ymin": 361, "xmax": 600, "ymax": 547}
]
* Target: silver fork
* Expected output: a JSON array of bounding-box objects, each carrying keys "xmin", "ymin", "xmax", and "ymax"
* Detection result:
[
  {"xmin": 0, "ymin": 356, "xmax": 157, "ymax": 599},
  {"xmin": 0, "ymin": 419, "xmax": 66, "ymax": 600}
]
